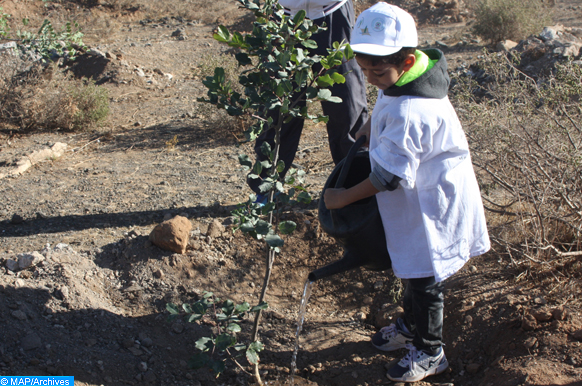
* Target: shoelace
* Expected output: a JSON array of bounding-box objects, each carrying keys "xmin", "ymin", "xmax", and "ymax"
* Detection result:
[
  {"xmin": 399, "ymin": 344, "xmax": 420, "ymax": 371},
  {"xmin": 380, "ymin": 323, "xmax": 398, "ymax": 340}
]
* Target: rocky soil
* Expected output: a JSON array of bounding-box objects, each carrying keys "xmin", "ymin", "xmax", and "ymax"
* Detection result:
[{"xmin": 1, "ymin": 1, "xmax": 582, "ymax": 386}]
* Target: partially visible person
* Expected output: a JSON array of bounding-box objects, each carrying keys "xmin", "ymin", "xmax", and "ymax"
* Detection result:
[
  {"xmin": 248, "ymin": 0, "xmax": 369, "ymax": 201},
  {"xmin": 323, "ymin": 2, "xmax": 490, "ymax": 382}
]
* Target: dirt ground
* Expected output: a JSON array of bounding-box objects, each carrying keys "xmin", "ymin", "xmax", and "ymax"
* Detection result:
[{"xmin": 1, "ymin": 0, "xmax": 582, "ymax": 386}]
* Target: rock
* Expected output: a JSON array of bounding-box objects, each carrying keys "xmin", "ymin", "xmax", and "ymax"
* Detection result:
[
  {"xmin": 11, "ymin": 310, "xmax": 27, "ymax": 321},
  {"xmin": 363, "ymin": 296, "xmax": 374, "ymax": 305},
  {"xmin": 153, "ymin": 269, "xmax": 164, "ymax": 279},
  {"xmin": 21, "ymin": 333, "xmax": 41, "ymax": 350},
  {"xmin": 17, "ymin": 251, "xmax": 45, "ymax": 269},
  {"xmin": 464, "ymin": 315, "xmax": 473, "ymax": 324},
  {"xmin": 143, "ymin": 370, "xmax": 156, "ymax": 383},
  {"xmin": 521, "ymin": 313, "xmax": 537, "ymax": 331},
  {"xmin": 171, "ymin": 322, "xmax": 184, "ymax": 334},
  {"xmin": 11, "ymin": 214, "xmax": 24, "ymax": 224},
  {"xmin": 524, "ymin": 336, "xmax": 537, "ymax": 349},
  {"xmin": 141, "ymin": 337, "xmax": 153, "ymax": 348},
  {"xmin": 530, "ymin": 308, "xmax": 553, "ymax": 322},
  {"xmin": 496, "ymin": 40, "xmax": 518, "ymax": 52},
  {"xmin": 122, "ymin": 338, "xmax": 135, "ymax": 349},
  {"xmin": 466, "ymin": 363, "xmax": 480, "ymax": 374},
  {"xmin": 373, "ymin": 280, "xmax": 384, "ymax": 291},
  {"xmin": 552, "ymin": 306, "xmax": 568, "ymax": 321},
  {"xmin": 572, "ymin": 330, "xmax": 582, "ymax": 341},
  {"xmin": 540, "ymin": 26, "xmax": 561, "ymax": 42},
  {"xmin": 207, "ymin": 219, "xmax": 225, "ymax": 239},
  {"xmin": 138, "ymin": 361, "xmax": 148, "ymax": 372},
  {"xmin": 6, "ymin": 259, "xmax": 19, "ymax": 272},
  {"xmin": 149, "ymin": 216, "xmax": 192, "ymax": 254}
]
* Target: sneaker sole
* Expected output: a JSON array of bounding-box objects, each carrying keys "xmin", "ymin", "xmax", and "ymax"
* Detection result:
[
  {"xmin": 386, "ymin": 359, "xmax": 449, "ymax": 382},
  {"xmin": 372, "ymin": 342, "xmax": 411, "ymax": 352}
]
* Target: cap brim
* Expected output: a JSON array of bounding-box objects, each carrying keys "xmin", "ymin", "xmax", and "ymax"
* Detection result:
[{"xmin": 350, "ymin": 43, "xmax": 402, "ymax": 56}]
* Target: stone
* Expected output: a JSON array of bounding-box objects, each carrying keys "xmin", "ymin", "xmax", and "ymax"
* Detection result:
[
  {"xmin": 466, "ymin": 363, "xmax": 481, "ymax": 374},
  {"xmin": 143, "ymin": 370, "xmax": 156, "ymax": 383},
  {"xmin": 17, "ymin": 251, "xmax": 45, "ymax": 270},
  {"xmin": 141, "ymin": 338, "xmax": 153, "ymax": 348},
  {"xmin": 21, "ymin": 333, "xmax": 42, "ymax": 350},
  {"xmin": 540, "ymin": 26, "xmax": 561, "ymax": 42},
  {"xmin": 11, "ymin": 310, "xmax": 27, "ymax": 321},
  {"xmin": 552, "ymin": 306, "xmax": 568, "ymax": 321},
  {"xmin": 521, "ymin": 313, "xmax": 537, "ymax": 331},
  {"xmin": 573, "ymin": 330, "xmax": 582, "ymax": 341},
  {"xmin": 6, "ymin": 259, "xmax": 19, "ymax": 272},
  {"xmin": 149, "ymin": 216, "xmax": 192, "ymax": 254},
  {"xmin": 524, "ymin": 336, "xmax": 537, "ymax": 349},
  {"xmin": 207, "ymin": 219, "xmax": 225, "ymax": 239},
  {"xmin": 530, "ymin": 308, "xmax": 553, "ymax": 322},
  {"xmin": 496, "ymin": 40, "xmax": 518, "ymax": 52}
]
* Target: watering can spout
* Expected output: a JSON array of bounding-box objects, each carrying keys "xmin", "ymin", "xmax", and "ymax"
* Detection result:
[{"xmin": 307, "ymin": 252, "xmax": 363, "ymax": 282}]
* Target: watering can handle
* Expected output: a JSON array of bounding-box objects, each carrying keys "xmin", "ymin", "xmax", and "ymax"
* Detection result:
[{"xmin": 334, "ymin": 135, "xmax": 367, "ymax": 189}]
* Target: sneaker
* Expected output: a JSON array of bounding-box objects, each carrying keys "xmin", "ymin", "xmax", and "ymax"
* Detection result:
[
  {"xmin": 386, "ymin": 345, "xmax": 449, "ymax": 383},
  {"xmin": 371, "ymin": 318, "xmax": 414, "ymax": 351}
]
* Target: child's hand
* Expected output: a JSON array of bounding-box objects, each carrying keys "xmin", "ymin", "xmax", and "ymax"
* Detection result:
[{"xmin": 324, "ymin": 188, "xmax": 347, "ymax": 209}]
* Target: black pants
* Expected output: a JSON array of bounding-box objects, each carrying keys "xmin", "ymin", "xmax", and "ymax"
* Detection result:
[
  {"xmin": 401, "ymin": 276, "xmax": 445, "ymax": 354},
  {"xmin": 248, "ymin": 0, "xmax": 369, "ymax": 194}
]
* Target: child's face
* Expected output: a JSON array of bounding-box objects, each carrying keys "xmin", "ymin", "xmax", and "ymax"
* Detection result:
[{"xmin": 355, "ymin": 56, "xmax": 407, "ymax": 90}]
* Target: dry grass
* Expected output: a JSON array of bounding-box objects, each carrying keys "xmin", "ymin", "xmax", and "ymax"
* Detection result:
[{"xmin": 0, "ymin": 60, "xmax": 109, "ymax": 132}]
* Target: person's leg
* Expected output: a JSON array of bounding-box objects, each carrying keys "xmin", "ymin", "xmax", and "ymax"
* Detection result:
[
  {"xmin": 385, "ymin": 276, "xmax": 448, "ymax": 382},
  {"xmin": 407, "ymin": 276, "xmax": 444, "ymax": 354},
  {"xmin": 319, "ymin": 0, "xmax": 369, "ymax": 164}
]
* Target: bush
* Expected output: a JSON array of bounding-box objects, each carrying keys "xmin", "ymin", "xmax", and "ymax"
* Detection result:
[
  {"xmin": 451, "ymin": 52, "xmax": 582, "ymax": 272},
  {"xmin": 472, "ymin": 0, "xmax": 552, "ymax": 44},
  {"xmin": 0, "ymin": 61, "xmax": 109, "ymax": 132}
]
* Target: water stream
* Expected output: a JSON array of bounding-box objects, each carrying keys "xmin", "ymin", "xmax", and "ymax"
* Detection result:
[{"xmin": 289, "ymin": 279, "xmax": 315, "ymax": 385}]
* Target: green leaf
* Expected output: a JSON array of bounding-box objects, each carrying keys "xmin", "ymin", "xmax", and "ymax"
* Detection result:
[
  {"xmin": 188, "ymin": 353, "xmax": 209, "ymax": 369},
  {"xmin": 214, "ymin": 25, "xmax": 230, "ymax": 42},
  {"xmin": 297, "ymin": 191, "xmax": 312, "ymax": 204},
  {"xmin": 258, "ymin": 180, "xmax": 274, "ymax": 193},
  {"xmin": 210, "ymin": 359, "xmax": 226, "ymax": 377},
  {"xmin": 293, "ymin": 9, "xmax": 306, "ymax": 27},
  {"xmin": 238, "ymin": 153, "xmax": 253, "ymax": 170},
  {"xmin": 166, "ymin": 303, "xmax": 180, "ymax": 315},
  {"xmin": 249, "ymin": 341, "xmax": 264, "ymax": 352},
  {"xmin": 302, "ymin": 39, "xmax": 317, "ymax": 49},
  {"xmin": 344, "ymin": 43, "xmax": 354, "ymax": 60},
  {"xmin": 215, "ymin": 333, "xmax": 236, "ymax": 351},
  {"xmin": 246, "ymin": 348, "xmax": 260, "ymax": 365},
  {"xmin": 195, "ymin": 337, "xmax": 213, "ymax": 352},
  {"xmin": 317, "ymin": 89, "xmax": 342, "ymax": 103},
  {"xmin": 316, "ymin": 74, "xmax": 334, "ymax": 88},
  {"xmin": 227, "ymin": 323, "xmax": 242, "ymax": 333},
  {"xmin": 187, "ymin": 313, "xmax": 203, "ymax": 323},
  {"xmin": 279, "ymin": 221, "xmax": 297, "ymax": 235},
  {"xmin": 330, "ymin": 71, "xmax": 346, "ymax": 84},
  {"xmin": 250, "ymin": 301, "xmax": 268, "ymax": 312},
  {"xmin": 235, "ymin": 302, "xmax": 251, "ymax": 313},
  {"xmin": 265, "ymin": 233, "xmax": 284, "ymax": 248},
  {"xmin": 221, "ymin": 300, "xmax": 235, "ymax": 316},
  {"xmin": 276, "ymin": 160, "xmax": 285, "ymax": 173},
  {"xmin": 255, "ymin": 219, "xmax": 271, "ymax": 235}
]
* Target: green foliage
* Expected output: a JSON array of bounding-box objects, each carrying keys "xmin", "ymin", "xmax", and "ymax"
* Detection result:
[
  {"xmin": 0, "ymin": 8, "xmax": 10, "ymax": 38},
  {"xmin": 166, "ymin": 292, "xmax": 267, "ymax": 377},
  {"xmin": 17, "ymin": 19, "xmax": 86, "ymax": 62},
  {"xmin": 67, "ymin": 79, "xmax": 110, "ymax": 130},
  {"xmin": 472, "ymin": 0, "xmax": 552, "ymax": 44}
]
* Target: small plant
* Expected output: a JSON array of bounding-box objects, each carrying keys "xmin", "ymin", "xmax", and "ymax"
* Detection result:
[
  {"xmin": 0, "ymin": 8, "xmax": 10, "ymax": 38},
  {"xmin": 165, "ymin": 135, "xmax": 179, "ymax": 150},
  {"xmin": 472, "ymin": 0, "xmax": 552, "ymax": 44},
  {"xmin": 172, "ymin": 0, "xmax": 355, "ymax": 383},
  {"xmin": 17, "ymin": 19, "xmax": 86, "ymax": 62},
  {"xmin": 0, "ymin": 64, "xmax": 109, "ymax": 132},
  {"xmin": 166, "ymin": 292, "xmax": 268, "ymax": 377}
]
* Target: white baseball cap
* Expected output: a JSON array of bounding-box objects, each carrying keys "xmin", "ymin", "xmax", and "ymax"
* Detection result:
[{"xmin": 350, "ymin": 2, "xmax": 418, "ymax": 56}]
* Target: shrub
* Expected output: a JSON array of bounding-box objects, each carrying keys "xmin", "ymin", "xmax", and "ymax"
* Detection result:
[
  {"xmin": 450, "ymin": 52, "xmax": 581, "ymax": 283},
  {"xmin": 472, "ymin": 0, "xmax": 552, "ymax": 44},
  {"xmin": 0, "ymin": 62, "xmax": 109, "ymax": 132}
]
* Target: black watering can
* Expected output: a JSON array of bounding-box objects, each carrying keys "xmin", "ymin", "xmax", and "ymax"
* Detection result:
[{"xmin": 308, "ymin": 136, "xmax": 392, "ymax": 281}]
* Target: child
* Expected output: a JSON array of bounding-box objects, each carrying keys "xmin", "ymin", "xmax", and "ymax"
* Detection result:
[{"xmin": 323, "ymin": 2, "xmax": 490, "ymax": 383}]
